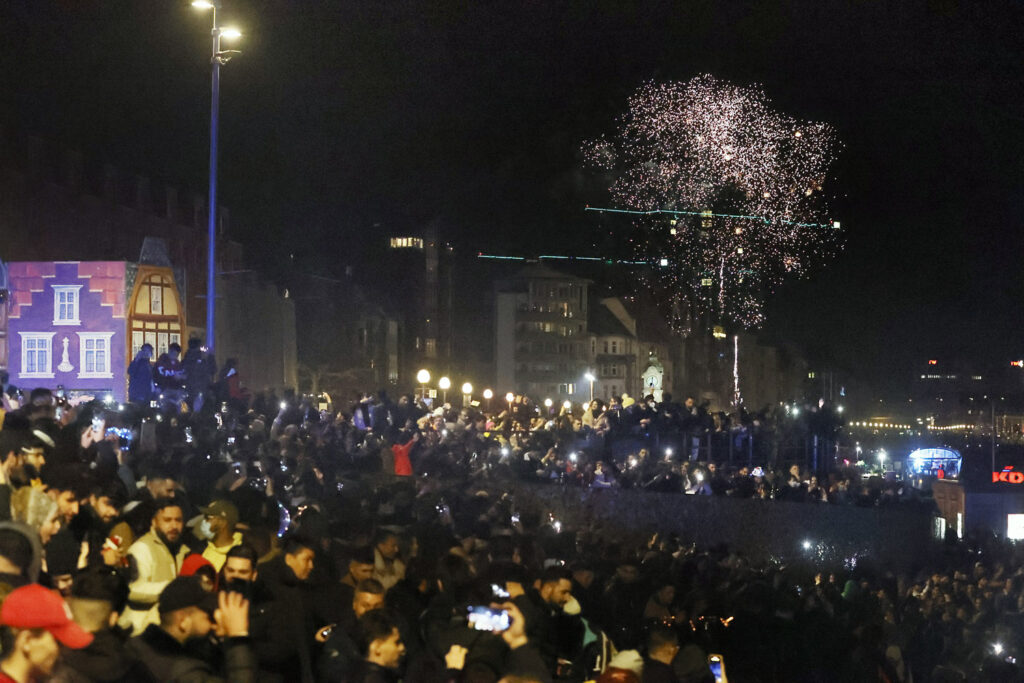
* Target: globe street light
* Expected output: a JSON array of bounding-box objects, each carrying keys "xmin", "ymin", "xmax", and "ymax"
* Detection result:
[
  {"xmin": 461, "ymin": 382, "xmax": 473, "ymax": 407},
  {"xmin": 416, "ymin": 369, "xmax": 431, "ymax": 402},
  {"xmin": 192, "ymin": 0, "xmax": 241, "ymax": 351},
  {"xmin": 505, "ymin": 392, "xmax": 514, "ymax": 416},
  {"xmin": 483, "ymin": 388, "xmax": 493, "ymax": 411},
  {"xmin": 438, "ymin": 376, "xmax": 451, "ymax": 403}
]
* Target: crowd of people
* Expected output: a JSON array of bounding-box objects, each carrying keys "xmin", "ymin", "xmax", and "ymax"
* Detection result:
[{"xmin": 0, "ymin": 352, "xmax": 1019, "ymax": 682}]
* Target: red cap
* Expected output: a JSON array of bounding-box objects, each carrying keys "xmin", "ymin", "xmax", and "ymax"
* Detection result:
[
  {"xmin": 180, "ymin": 553, "xmax": 216, "ymax": 579},
  {"xmin": 1, "ymin": 584, "xmax": 94, "ymax": 649}
]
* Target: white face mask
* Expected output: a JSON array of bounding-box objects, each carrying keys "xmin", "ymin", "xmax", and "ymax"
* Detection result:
[{"xmin": 197, "ymin": 518, "xmax": 215, "ymax": 541}]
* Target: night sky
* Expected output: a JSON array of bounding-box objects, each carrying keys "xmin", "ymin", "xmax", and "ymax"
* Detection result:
[{"xmin": 2, "ymin": 1, "xmax": 1022, "ymax": 394}]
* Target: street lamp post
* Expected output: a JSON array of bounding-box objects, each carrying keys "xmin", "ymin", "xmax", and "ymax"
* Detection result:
[
  {"xmin": 461, "ymin": 382, "xmax": 473, "ymax": 408},
  {"xmin": 416, "ymin": 369, "xmax": 431, "ymax": 403},
  {"xmin": 438, "ymin": 376, "xmax": 451, "ymax": 404},
  {"xmin": 483, "ymin": 388, "xmax": 493, "ymax": 412},
  {"xmin": 192, "ymin": 1, "xmax": 240, "ymax": 351},
  {"xmin": 584, "ymin": 372, "xmax": 596, "ymax": 402}
]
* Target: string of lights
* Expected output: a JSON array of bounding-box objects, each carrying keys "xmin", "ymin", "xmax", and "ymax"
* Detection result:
[{"xmin": 584, "ymin": 206, "xmax": 840, "ymax": 231}]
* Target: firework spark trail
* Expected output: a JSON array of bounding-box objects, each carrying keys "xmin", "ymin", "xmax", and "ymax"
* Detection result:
[{"xmin": 583, "ymin": 75, "xmax": 841, "ymax": 331}]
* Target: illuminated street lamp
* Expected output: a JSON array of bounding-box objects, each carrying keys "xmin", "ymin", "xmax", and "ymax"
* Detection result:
[
  {"xmin": 483, "ymin": 388, "xmax": 493, "ymax": 411},
  {"xmin": 584, "ymin": 372, "xmax": 596, "ymax": 402},
  {"xmin": 416, "ymin": 369, "xmax": 431, "ymax": 402},
  {"xmin": 191, "ymin": 0, "xmax": 241, "ymax": 351},
  {"xmin": 562, "ymin": 400, "xmax": 572, "ymax": 412},
  {"xmin": 438, "ymin": 376, "xmax": 451, "ymax": 403},
  {"xmin": 461, "ymin": 382, "xmax": 473, "ymax": 406},
  {"xmin": 505, "ymin": 392, "xmax": 514, "ymax": 414}
]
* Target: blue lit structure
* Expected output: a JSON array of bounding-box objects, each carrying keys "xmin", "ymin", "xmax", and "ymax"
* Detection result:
[{"xmin": 907, "ymin": 447, "xmax": 962, "ymax": 479}]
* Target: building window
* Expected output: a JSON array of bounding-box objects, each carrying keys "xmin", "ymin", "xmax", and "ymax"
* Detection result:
[
  {"xmin": 19, "ymin": 332, "xmax": 55, "ymax": 378},
  {"xmin": 425, "ymin": 338, "xmax": 437, "ymax": 358},
  {"xmin": 77, "ymin": 332, "xmax": 115, "ymax": 378},
  {"xmin": 150, "ymin": 285, "xmax": 162, "ymax": 315},
  {"xmin": 389, "ymin": 237, "xmax": 424, "ymax": 249},
  {"xmin": 611, "ymin": 341, "xmax": 618, "ymax": 354},
  {"xmin": 603, "ymin": 341, "xmax": 609, "ymax": 354},
  {"xmin": 52, "ymin": 286, "xmax": 82, "ymax": 325}
]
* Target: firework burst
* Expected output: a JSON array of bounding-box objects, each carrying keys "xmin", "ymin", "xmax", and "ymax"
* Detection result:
[{"xmin": 583, "ymin": 75, "xmax": 841, "ymax": 332}]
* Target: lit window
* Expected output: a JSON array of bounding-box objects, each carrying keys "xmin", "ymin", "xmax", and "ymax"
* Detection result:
[
  {"xmin": 389, "ymin": 237, "xmax": 424, "ymax": 249},
  {"xmin": 19, "ymin": 332, "xmax": 55, "ymax": 378},
  {"xmin": 150, "ymin": 285, "xmax": 163, "ymax": 315},
  {"xmin": 52, "ymin": 285, "xmax": 82, "ymax": 325},
  {"xmin": 78, "ymin": 332, "xmax": 115, "ymax": 378}
]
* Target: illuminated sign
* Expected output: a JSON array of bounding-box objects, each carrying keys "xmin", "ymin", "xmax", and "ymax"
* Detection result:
[
  {"xmin": 993, "ymin": 467, "xmax": 1024, "ymax": 484},
  {"xmin": 1012, "ymin": 360, "xmax": 1024, "ymax": 368},
  {"xmin": 927, "ymin": 359, "xmax": 938, "ymax": 366},
  {"xmin": 1009, "ymin": 515, "xmax": 1024, "ymax": 541}
]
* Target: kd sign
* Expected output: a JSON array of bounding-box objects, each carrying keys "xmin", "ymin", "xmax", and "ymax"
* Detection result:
[{"xmin": 993, "ymin": 467, "xmax": 1024, "ymax": 484}]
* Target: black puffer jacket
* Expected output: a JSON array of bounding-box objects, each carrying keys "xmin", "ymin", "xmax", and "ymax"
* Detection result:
[
  {"xmin": 127, "ymin": 624, "xmax": 256, "ymax": 682},
  {"xmin": 50, "ymin": 629, "xmax": 151, "ymax": 682}
]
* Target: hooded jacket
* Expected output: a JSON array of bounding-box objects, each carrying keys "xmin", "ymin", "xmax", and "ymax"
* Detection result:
[{"xmin": 0, "ymin": 519, "xmax": 43, "ymax": 585}]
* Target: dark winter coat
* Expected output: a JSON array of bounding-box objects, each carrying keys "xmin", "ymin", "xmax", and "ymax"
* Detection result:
[
  {"xmin": 127, "ymin": 624, "xmax": 256, "ymax": 682},
  {"xmin": 50, "ymin": 629, "xmax": 150, "ymax": 682}
]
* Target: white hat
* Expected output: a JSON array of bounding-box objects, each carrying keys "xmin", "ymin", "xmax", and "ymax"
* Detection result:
[{"xmin": 607, "ymin": 650, "xmax": 644, "ymax": 676}]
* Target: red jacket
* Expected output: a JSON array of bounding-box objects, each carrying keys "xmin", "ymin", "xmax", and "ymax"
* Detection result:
[{"xmin": 392, "ymin": 439, "xmax": 415, "ymax": 476}]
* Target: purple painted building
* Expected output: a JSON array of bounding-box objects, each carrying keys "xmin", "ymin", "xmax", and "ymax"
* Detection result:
[{"xmin": 7, "ymin": 262, "xmax": 129, "ymax": 401}]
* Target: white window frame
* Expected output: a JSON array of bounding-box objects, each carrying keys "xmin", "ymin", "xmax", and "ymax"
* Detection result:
[
  {"xmin": 77, "ymin": 332, "xmax": 115, "ymax": 379},
  {"xmin": 19, "ymin": 332, "xmax": 56, "ymax": 378},
  {"xmin": 52, "ymin": 285, "xmax": 82, "ymax": 325},
  {"xmin": 150, "ymin": 284, "xmax": 163, "ymax": 315}
]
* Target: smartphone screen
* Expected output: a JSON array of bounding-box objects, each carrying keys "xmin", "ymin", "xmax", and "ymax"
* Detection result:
[
  {"xmin": 467, "ymin": 606, "xmax": 510, "ymax": 632},
  {"xmin": 708, "ymin": 654, "xmax": 725, "ymax": 683}
]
